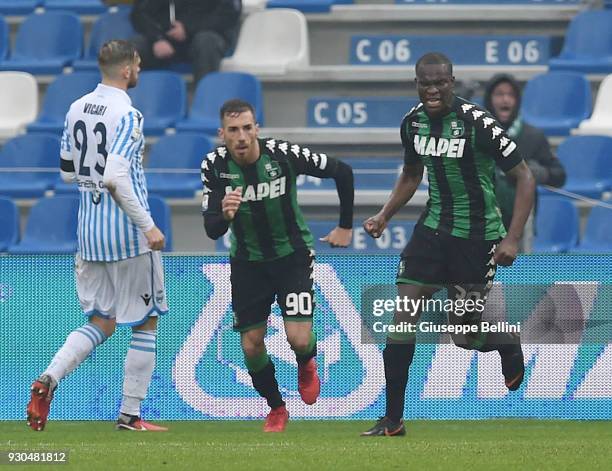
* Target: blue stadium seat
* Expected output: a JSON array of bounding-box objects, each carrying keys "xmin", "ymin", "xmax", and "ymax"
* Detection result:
[
  {"xmin": 73, "ymin": 7, "xmax": 135, "ymax": 71},
  {"xmin": 556, "ymin": 136, "xmax": 612, "ymax": 199},
  {"xmin": 0, "ymin": 11, "xmax": 82, "ymax": 75},
  {"xmin": 176, "ymin": 72, "xmax": 263, "ymax": 135},
  {"xmin": 146, "ymin": 134, "xmax": 214, "ymax": 198},
  {"xmin": 43, "ymin": 0, "xmax": 107, "ymax": 14},
  {"xmin": 128, "ymin": 71, "xmax": 186, "ymax": 135},
  {"xmin": 549, "ymin": 11, "xmax": 612, "ymax": 74},
  {"xmin": 9, "ymin": 195, "xmax": 79, "ymax": 254},
  {"xmin": 27, "ymin": 72, "xmax": 100, "ymax": 134},
  {"xmin": 0, "ymin": 1, "xmax": 40, "ymax": 15},
  {"xmin": 0, "ymin": 196, "xmax": 19, "ymax": 251},
  {"xmin": 532, "ymin": 197, "xmax": 579, "ymax": 253},
  {"xmin": 521, "ymin": 72, "xmax": 592, "ymax": 136},
  {"xmin": 148, "ymin": 195, "xmax": 172, "ymax": 251},
  {"xmin": 574, "ymin": 206, "xmax": 612, "ymax": 252},
  {"xmin": 0, "ymin": 16, "xmax": 8, "ymax": 61},
  {"xmin": 267, "ymin": 0, "xmax": 333, "ymax": 13},
  {"xmin": 0, "ymin": 134, "xmax": 60, "ymax": 198}
]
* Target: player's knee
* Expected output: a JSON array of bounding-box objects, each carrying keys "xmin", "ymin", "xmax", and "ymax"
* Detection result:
[
  {"xmin": 242, "ymin": 341, "xmax": 265, "ymax": 359},
  {"xmin": 136, "ymin": 316, "xmax": 158, "ymax": 332},
  {"xmin": 89, "ymin": 317, "xmax": 115, "ymax": 338},
  {"xmin": 287, "ymin": 332, "xmax": 310, "ymax": 353}
]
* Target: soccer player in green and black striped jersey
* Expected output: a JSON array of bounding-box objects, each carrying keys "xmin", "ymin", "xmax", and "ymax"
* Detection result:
[
  {"xmin": 201, "ymin": 99, "xmax": 354, "ymax": 432},
  {"xmin": 361, "ymin": 53, "xmax": 535, "ymax": 437}
]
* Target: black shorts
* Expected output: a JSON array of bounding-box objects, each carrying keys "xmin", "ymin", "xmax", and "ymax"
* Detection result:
[
  {"xmin": 230, "ymin": 249, "xmax": 315, "ymax": 332},
  {"xmin": 397, "ymin": 223, "xmax": 499, "ymax": 303}
]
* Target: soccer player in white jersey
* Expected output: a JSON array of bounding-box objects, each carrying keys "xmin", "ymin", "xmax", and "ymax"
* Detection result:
[{"xmin": 26, "ymin": 40, "xmax": 168, "ymax": 432}]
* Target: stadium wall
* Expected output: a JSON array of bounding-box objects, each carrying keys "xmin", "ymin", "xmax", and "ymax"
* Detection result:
[{"xmin": 1, "ymin": 254, "xmax": 611, "ymax": 420}]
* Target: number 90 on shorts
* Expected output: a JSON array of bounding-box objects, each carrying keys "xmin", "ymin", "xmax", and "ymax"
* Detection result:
[{"xmin": 284, "ymin": 291, "xmax": 313, "ymax": 316}]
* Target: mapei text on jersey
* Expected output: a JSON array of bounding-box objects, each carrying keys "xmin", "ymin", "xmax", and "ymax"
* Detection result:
[
  {"xmin": 224, "ymin": 177, "xmax": 287, "ymax": 202},
  {"xmin": 413, "ymin": 135, "xmax": 466, "ymax": 158}
]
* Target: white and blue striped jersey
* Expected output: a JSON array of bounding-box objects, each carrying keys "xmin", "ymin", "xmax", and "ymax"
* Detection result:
[{"xmin": 60, "ymin": 83, "xmax": 150, "ymax": 262}]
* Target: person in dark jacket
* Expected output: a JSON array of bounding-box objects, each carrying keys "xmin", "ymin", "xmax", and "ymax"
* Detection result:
[
  {"xmin": 130, "ymin": 0, "xmax": 241, "ymax": 84},
  {"xmin": 484, "ymin": 74, "xmax": 566, "ymax": 251}
]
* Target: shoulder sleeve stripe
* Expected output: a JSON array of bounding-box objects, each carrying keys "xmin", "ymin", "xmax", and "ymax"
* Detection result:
[
  {"xmin": 502, "ymin": 141, "xmax": 517, "ymax": 157},
  {"xmin": 61, "ymin": 117, "xmax": 71, "ymax": 153},
  {"xmin": 110, "ymin": 115, "xmax": 127, "ymax": 154},
  {"xmin": 319, "ymin": 153, "xmax": 327, "ymax": 170},
  {"xmin": 116, "ymin": 112, "xmax": 135, "ymax": 157}
]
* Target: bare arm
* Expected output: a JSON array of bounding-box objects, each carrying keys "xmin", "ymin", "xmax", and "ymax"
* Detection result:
[
  {"xmin": 495, "ymin": 160, "xmax": 535, "ymax": 265},
  {"xmin": 364, "ymin": 162, "xmax": 424, "ymax": 238}
]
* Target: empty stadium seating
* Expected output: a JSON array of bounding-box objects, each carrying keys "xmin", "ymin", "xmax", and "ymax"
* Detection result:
[
  {"xmin": 176, "ymin": 72, "xmax": 264, "ymax": 134},
  {"xmin": 267, "ymin": 0, "xmax": 333, "ymax": 13},
  {"xmin": 73, "ymin": 7, "xmax": 135, "ymax": 72},
  {"xmin": 146, "ymin": 134, "xmax": 214, "ymax": 198},
  {"xmin": 0, "ymin": 196, "xmax": 19, "ymax": 251},
  {"xmin": 0, "ymin": 71, "xmax": 38, "ymax": 138},
  {"xmin": 532, "ymin": 197, "xmax": 579, "ymax": 253},
  {"xmin": 27, "ymin": 72, "xmax": 100, "ymax": 135},
  {"xmin": 127, "ymin": 71, "xmax": 186, "ymax": 135},
  {"xmin": 148, "ymin": 195, "xmax": 173, "ymax": 252},
  {"xmin": 0, "ymin": 1, "xmax": 40, "ymax": 15},
  {"xmin": 548, "ymin": 10, "xmax": 612, "ymax": 74},
  {"xmin": 243, "ymin": 0, "xmax": 267, "ymax": 12},
  {"xmin": 0, "ymin": 16, "xmax": 7, "ymax": 61},
  {"xmin": 574, "ymin": 206, "xmax": 612, "ymax": 252},
  {"xmin": 221, "ymin": 8, "xmax": 309, "ymax": 74},
  {"xmin": 0, "ymin": 1, "xmax": 608, "ymax": 254},
  {"xmin": 575, "ymin": 74, "xmax": 612, "ymax": 136},
  {"xmin": 521, "ymin": 72, "xmax": 592, "ymax": 136},
  {"xmin": 0, "ymin": 134, "xmax": 60, "ymax": 198},
  {"xmin": 9, "ymin": 195, "xmax": 79, "ymax": 254},
  {"xmin": 43, "ymin": 0, "xmax": 107, "ymax": 14},
  {"xmin": 556, "ymin": 135, "xmax": 612, "ymax": 199},
  {"xmin": 0, "ymin": 11, "xmax": 82, "ymax": 75}
]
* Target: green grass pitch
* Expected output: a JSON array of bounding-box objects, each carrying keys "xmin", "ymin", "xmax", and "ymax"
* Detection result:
[{"xmin": 2, "ymin": 420, "xmax": 611, "ymax": 470}]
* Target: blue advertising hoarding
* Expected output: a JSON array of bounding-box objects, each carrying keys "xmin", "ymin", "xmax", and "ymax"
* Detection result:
[{"xmin": 1, "ymin": 254, "xmax": 611, "ymax": 420}]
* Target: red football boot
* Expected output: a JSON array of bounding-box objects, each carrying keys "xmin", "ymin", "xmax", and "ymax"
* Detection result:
[
  {"xmin": 263, "ymin": 405, "xmax": 289, "ymax": 432},
  {"xmin": 298, "ymin": 359, "xmax": 320, "ymax": 405},
  {"xmin": 26, "ymin": 375, "xmax": 56, "ymax": 431}
]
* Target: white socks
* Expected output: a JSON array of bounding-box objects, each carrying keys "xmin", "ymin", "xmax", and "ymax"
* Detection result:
[
  {"xmin": 120, "ymin": 330, "xmax": 157, "ymax": 417},
  {"xmin": 43, "ymin": 323, "xmax": 107, "ymax": 384}
]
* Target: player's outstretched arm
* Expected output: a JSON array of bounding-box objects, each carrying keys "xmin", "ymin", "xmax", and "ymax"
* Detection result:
[
  {"xmin": 494, "ymin": 160, "xmax": 535, "ymax": 266},
  {"xmin": 321, "ymin": 160, "xmax": 354, "ymax": 247},
  {"xmin": 320, "ymin": 227, "xmax": 352, "ymax": 248},
  {"xmin": 364, "ymin": 162, "xmax": 424, "ymax": 238}
]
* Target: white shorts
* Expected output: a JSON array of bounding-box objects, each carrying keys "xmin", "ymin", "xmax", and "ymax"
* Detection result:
[{"xmin": 76, "ymin": 251, "xmax": 168, "ymax": 326}]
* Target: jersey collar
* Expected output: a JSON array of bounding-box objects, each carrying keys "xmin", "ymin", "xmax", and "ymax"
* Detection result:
[{"xmin": 95, "ymin": 83, "xmax": 132, "ymax": 106}]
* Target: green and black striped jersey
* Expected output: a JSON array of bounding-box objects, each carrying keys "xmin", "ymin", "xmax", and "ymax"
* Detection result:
[
  {"xmin": 201, "ymin": 138, "xmax": 341, "ymax": 262},
  {"xmin": 401, "ymin": 96, "xmax": 523, "ymax": 240}
]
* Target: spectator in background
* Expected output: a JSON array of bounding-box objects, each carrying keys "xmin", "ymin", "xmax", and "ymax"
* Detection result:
[
  {"xmin": 484, "ymin": 74, "xmax": 566, "ymax": 252},
  {"xmin": 130, "ymin": 0, "xmax": 241, "ymax": 84}
]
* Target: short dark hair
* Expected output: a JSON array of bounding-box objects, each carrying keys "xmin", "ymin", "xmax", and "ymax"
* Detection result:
[
  {"xmin": 219, "ymin": 99, "xmax": 256, "ymax": 122},
  {"xmin": 98, "ymin": 40, "xmax": 137, "ymax": 73},
  {"xmin": 415, "ymin": 52, "xmax": 453, "ymax": 76}
]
